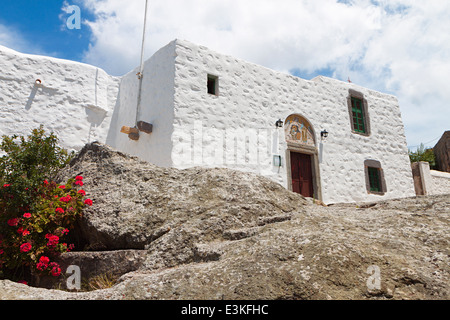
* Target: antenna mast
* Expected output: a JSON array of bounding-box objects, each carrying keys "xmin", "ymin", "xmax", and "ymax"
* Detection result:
[{"xmin": 135, "ymin": 0, "xmax": 149, "ymax": 126}]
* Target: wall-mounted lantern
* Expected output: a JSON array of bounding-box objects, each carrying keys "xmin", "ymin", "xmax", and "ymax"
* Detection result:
[
  {"xmin": 273, "ymin": 155, "xmax": 282, "ymax": 167},
  {"xmin": 321, "ymin": 130, "xmax": 329, "ymax": 140},
  {"xmin": 275, "ymin": 119, "xmax": 283, "ymax": 128}
]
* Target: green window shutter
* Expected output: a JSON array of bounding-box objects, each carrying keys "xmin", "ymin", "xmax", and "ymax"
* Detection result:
[
  {"xmin": 368, "ymin": 167, "xmax": 381, "ymax": 192},
  {"xmin": 351, "ymin": 97, "xmax": 366, "ymax": 133}
]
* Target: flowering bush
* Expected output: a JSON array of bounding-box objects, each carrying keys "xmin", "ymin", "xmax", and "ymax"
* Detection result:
[
  {"xmin": 0, "ymin": 176, "xmax": 92, "ymax": 283},
  {"xmin": 0, "ymin": 127, "xmax": 90, "ymax": 284}
]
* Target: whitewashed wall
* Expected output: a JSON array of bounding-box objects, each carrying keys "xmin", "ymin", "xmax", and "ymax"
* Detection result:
[
  {"xmin": 107, "ymin": 41, "xmax": 176, "ymax": 167},
  {"xmin": 0, "ymin": 46, "xmax": 120, "ymax": 152},
  {"xmin": 171, "ymin": 40, "xmax": 416, "ymax": 204}
]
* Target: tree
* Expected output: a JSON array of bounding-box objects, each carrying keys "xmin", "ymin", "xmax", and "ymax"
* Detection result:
[{"xmin": 409, "ymin": 143, "xmax": 436, "ymax": 169}]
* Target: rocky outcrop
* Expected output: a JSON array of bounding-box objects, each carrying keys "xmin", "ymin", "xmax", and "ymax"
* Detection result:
[
  {"xmin": 0, "ymin": 143, "xmax": 448, "ymax": 300},
  {"xmin": 54, "ymin": 142, "xmax": 306, "ymax": 251}
]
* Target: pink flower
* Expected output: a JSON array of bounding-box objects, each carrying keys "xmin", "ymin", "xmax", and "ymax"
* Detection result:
[
  {"xmin": 84, "ymin": 199, "xmax": 93, "ymax": 206},
  {"xmin": 20, "ymin": 243, "xmax": 32, "ymax": 253},
  {"xmin": 23, "ymin": 213, "xmax": 32, "ymax": 218},
  {"xmin": 3, "ymin": 184, "xmax": 10, "ymax": 188},
  {"xmin": 7, "ymin": 218, "xmax": 19, "ymax": 227},
  {"xmin": 55, "ymin": 207, "xmax": 65, "ymax": 214}
]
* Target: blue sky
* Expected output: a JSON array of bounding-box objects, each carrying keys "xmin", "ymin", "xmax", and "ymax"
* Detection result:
[
  {"xmin": 0, "ymin": 0, "xmax": 449, "ymax": 151},
  {"xmin": 0, "ymin": 0, "xmax": 94, "ymax": 61}
]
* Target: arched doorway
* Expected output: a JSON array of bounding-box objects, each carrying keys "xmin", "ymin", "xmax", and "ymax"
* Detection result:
[{"xmin": 284, "ymin": 114, "xmax": 322, "ymax": 200}]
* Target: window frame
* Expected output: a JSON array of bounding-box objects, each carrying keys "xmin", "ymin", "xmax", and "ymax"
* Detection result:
[{"xmin": 347, "ymin": 89, "xmax": 370, "ymax": 136}]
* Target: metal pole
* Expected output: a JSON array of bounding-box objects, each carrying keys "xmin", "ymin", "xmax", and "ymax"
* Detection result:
[{"xmin": 135, "ymin": 0, "xmax": 149, "ymax": 126}]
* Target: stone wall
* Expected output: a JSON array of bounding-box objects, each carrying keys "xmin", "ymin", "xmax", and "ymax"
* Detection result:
[
  {"xmin": 411, "ymin": 161, "xmax": 450, "ymax": 195},
  {"xmin": 0, "ymin": 45, "xmax": 120, "ymax": 152}
]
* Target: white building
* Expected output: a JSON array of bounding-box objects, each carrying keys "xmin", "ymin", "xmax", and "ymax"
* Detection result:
[{"xmin": 0, "ymin": 39, "xmax": 416, "ymax": 204}]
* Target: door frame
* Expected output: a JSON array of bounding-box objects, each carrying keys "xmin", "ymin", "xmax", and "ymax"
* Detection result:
[{"xmin": 286, "ymin": 143, "xmax": 322, "ymax": 201}]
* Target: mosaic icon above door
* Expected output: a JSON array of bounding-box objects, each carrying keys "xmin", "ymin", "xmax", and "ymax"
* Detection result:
[{"xmin": 284, "ymin": 114, "xmax": 315, "ymax": 146}]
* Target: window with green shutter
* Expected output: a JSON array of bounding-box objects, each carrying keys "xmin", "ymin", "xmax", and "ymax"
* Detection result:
[
  {"xmin": 351, "ymin": 97, "xmax": 366, "ymax": 133},
  {"xmin": 364, "ymin": 160, "xmax": 386, "ymax": 195},
  {"xmin": 347, "ymin": 90, "xmax": 370, "ymax": 136},
  {"xmin": 368, "ymin": 167, "xmax": 381, "ymax": 192}
]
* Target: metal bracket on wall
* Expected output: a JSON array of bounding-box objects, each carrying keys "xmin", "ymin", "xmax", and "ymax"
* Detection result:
[{"xmin": 120, "ymin": 121, "xmax": 152, "ymax": 141}]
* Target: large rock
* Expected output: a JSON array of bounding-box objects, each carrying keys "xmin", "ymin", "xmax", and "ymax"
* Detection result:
[
  {"xmin": 0, "ymin": 143, "xmax": 448, "ymax": 300},
  {"xmin": 54, "ymin": 142, "xmax": 306, "ymax": 251}
]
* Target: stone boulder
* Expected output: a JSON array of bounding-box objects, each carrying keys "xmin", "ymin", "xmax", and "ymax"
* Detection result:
[
  {"xmin": 54, "ymin": 142, "xmax": 307, "ymax": 251},
  {"xmin": 0, "ymin": 143, "xmax": 448, "ymax": 300}
]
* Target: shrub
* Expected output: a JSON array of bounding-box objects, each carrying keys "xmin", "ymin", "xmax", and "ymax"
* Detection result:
[
  {"xmin": 0, "ymin": 127, "xmax": 90, "ymax": 285},
  {"xmin": 409, "ymin": 143, "xmax": 436, "ymax": 169}
]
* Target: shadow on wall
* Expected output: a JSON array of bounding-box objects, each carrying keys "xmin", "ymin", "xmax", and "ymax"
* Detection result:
[{"xmin": 25, "ymin": 81, "xmax": 59, "ymax": 111}]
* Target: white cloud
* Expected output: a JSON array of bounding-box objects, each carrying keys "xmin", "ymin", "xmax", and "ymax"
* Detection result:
[
  {"xmin": 0, "ymin": 24, "xmax": 32, "ymax": 53},
  {"xmin": 78, "ymin": 0, "xmax": 449, "ymax": 148}
]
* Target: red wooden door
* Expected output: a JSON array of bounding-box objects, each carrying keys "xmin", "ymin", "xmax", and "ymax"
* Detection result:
[{"xmin": 290, "ymin": 152, "xmax": 314, "ymax": 198}]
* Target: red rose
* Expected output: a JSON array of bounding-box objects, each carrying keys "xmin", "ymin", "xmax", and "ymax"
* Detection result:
[
  {"xmin": 84, "ymin": 199, "xmax": 93, "ymax": 206},
  {"xmin": 22, "ymin": 230, "xmax": 30, "ymax": 236},
  {"xmin": 75, "ymin": 176, "xmax": 83, "ymax": 181},
  {"xmin": 59, "ymin": 195, "xmax": 72, "ymax": 203},
  {"xmin": 51, "ymin": 267, "xmax": 61, "ymax": 277},
  {"xmin": 18, "ymin": 280, "xmax": 28, "ymax": 285},
  {"xmin": 20, "ymin": 243, "xmax": 32, "ymax": 253},
  {"xmin": 43, "ymin": 180, "xmax": 49, "ymax": 185},
  {"xmin": 3, "ymin": 184, "xmax": 10, "ymax": 188},
  {"xmin": 55, "ymin": 207, "xmax": 65, "ymax": 214},
  {"xmin": 39, "ymin": 256, "xmax": 50, "ymax": 265},
  {"xmin": 7, "ymin": 218, "xmax": 19, "ymax": 227},
  {"xmin": 74, "ymin": 180, "xmax": 84, "ymax": 186},
  {"xmin": 58, "ymin": 185, "xmax": 66, "ymax": 189},
  {"xmin": 23, "ymin": 213, "xmax": 32, "ymax": 218},
  {"xmin": 77, "ymin": 190, "xmax": 86, "ymax": 196},
  {"xmin": 47, "ymin": 235, "xmax": 59, "ymax": 247}
]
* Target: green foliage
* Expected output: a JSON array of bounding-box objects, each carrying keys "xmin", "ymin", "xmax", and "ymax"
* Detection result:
[
  {"xmin": 0, "ymin": 127, "xmax": 91, "ymax": 285},
  {"xmin": 409, "ymin": 143, "xmax": 436, "ymax": 168},
  {"xmin": 0, "ymin": 125, "xmax": 73, "ymax": 187}
]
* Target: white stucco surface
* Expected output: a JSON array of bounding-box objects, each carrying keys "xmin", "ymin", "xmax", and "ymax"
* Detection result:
[
  {"xmin": 0, "ymin": 45, "xmax": 120, "ymax": 152},
  {"xmin": 107, "ymin": 41, "xmax": 176, "ymax": 167},
  {"xmin": 1, "ymin": 40, "xmax": 416, "ymax": 204},
  {"xmin": 169, "ymin": 40, "xmax": 416, "ymax": 204}
]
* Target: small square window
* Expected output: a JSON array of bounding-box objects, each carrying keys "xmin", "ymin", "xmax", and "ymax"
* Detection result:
[{"xmin": 207, "ymin": 75, "xmax": 219, "ymax": 95}]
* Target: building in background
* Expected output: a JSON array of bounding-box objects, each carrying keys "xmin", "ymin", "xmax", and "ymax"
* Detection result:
[{"xmin": 434, "ymin": 131, "xmax": 450, "ymax": 173}]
